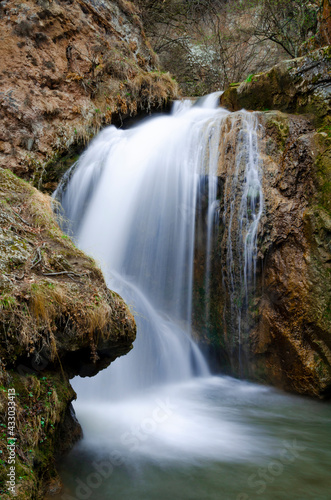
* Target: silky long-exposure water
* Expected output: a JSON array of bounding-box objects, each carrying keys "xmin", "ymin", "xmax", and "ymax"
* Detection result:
[
  {"xmin": 53, "ymin": 376, "xmax": 331, "ymax": 500},
  {"xmin": 53, "ymin": 98, "xmax": 331, "ymax": 500}
]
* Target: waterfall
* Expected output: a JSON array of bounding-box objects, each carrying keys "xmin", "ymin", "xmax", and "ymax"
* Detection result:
[
  {"xmin": 223, "ymin": 112, "xmax": 263, "ymax": 372},
  {"xmin": 56, "ymin": 98, "xmax": 231, "ymax": 399},
  {"xmin": 50, "ymin": 99, "xmax": 331, "ymax": 500}
]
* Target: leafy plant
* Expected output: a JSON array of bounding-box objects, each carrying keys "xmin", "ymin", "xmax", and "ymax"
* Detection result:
[{"xmin": 0, "ymin": 294, "xmax": 16, "ymax": 310}]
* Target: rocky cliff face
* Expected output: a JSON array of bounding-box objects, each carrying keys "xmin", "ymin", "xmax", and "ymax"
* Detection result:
[
  {"xmin": 0, "ymin": 168, "xmax": 136, "ymax": 498},
  {"xmin": 213, "ymin": 47, "xmax": 331, "ymax": 398},
  {"xmin": 0, "ymin": 0, "xmax": 178, "ymax": 191},
  {"xmin": 251, "ymin": 111, "xmax": 331, "ymax": 397}
]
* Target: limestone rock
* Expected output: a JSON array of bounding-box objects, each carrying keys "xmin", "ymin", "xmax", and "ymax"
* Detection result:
[{"xmin": 252, "ymin": 113, "xmax": 331, "ymax": 397}]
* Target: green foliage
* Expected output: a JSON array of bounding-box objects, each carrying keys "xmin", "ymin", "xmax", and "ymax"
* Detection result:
[{"xmin": 0, "ymin": 293, "xmax": 16, "ymax": 310}]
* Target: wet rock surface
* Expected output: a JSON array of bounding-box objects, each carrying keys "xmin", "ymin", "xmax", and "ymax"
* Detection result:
[
  {"xmin": 251, "ymin": 112, "xmax": 331, "ymax": 397},
  {"xmin": 216, "ymin": 53, "xmax": 331, "ymax": 397}
]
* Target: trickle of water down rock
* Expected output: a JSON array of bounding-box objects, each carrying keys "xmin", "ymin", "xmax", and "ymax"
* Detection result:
[{"xmin": 222, "ymin": 112, "xmax": 264, "ymax": 374}]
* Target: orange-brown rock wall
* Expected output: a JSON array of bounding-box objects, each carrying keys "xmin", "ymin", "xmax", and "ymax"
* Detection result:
[{"xmin": 0, "ymin": 0, "xmax": 178, "ymax": 190}]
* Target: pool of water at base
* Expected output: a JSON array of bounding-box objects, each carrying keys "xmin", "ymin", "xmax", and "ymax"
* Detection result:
[{"xmin": 51, "ymin": 376, "xmax": 331, "ymax": 500}]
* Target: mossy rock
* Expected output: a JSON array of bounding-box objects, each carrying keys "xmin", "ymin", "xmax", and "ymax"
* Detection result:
[
  {"xmin": 0, "ymin": 167, "xmax": 136, "ymax": 497},
  {"xmin": 221, "ymin": 47, "xmax": 331, "ymax": 127}
]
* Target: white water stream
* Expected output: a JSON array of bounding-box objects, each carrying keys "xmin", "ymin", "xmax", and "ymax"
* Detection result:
[
  {"xmin": 53, "ymin": 97, "xmax": 331, "ymax": 500},
  {"xmin": 57, "ymin": 95, "xmax": 229, "ymax": 399}
]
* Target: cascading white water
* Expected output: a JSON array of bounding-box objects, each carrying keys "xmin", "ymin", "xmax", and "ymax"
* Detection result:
[
  {"xmin": 204, "ymin": 122, "xmax": 221, "ymax": 324},
  {"xmin": 56, "ymin": 96, "xmax": 229, "ymax": 399},
  {"xmin": 50, "ymin": 99, "xmax": 331, "ymax": 500},
  {"xmin": 50, "ymin": 98, "xmax": 331, "ymax": 500},
  {"xmin": 239, "ymin": 113, "xmax": 263, "ymax": 298}
]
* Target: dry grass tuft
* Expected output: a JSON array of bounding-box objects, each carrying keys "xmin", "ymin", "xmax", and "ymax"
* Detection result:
[
  {"xmin": 128, "ymin": 71, "xmax": 179, "ymax": 110},
  {"xmin": 116, "ymin": 0, "xmax": 139, "ymax": 16},
  {"xmin": 30, "ymin": 282, "xmax": 66, "ymax": 322},
  {"xmin": 87, "ymin": 302, "xmax": 112, "ymax": 336}
]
